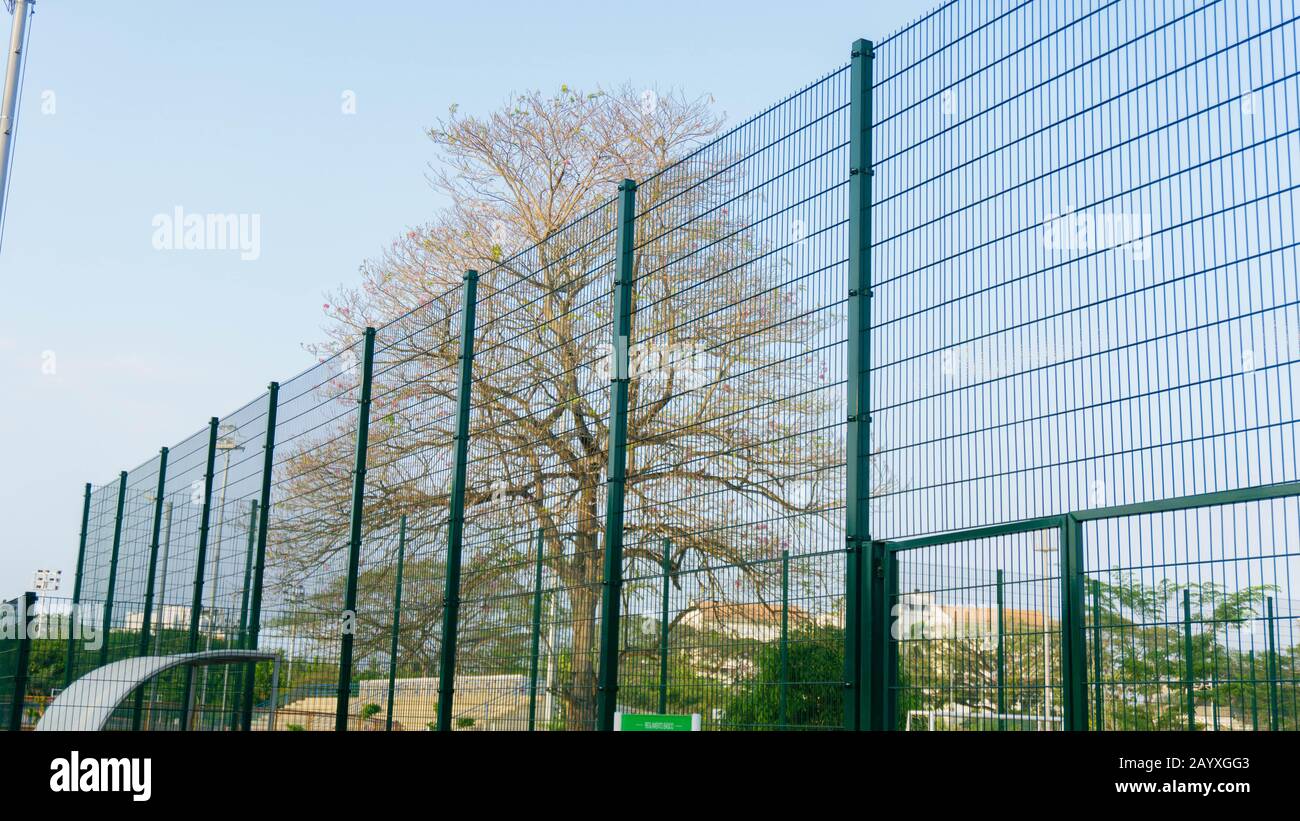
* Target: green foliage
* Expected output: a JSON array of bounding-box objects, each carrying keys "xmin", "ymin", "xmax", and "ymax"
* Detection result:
[
  {"xmin": 723, "ymin": 624, "xmax": 844, "ymax": 729},
  {"xmin": 1088, "ymin": 575, "xmax": 1291, "ymax": 730}
]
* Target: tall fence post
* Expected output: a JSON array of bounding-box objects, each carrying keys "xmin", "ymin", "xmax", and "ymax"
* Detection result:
[
  {"xmin": 385, "ymin": 515, "xmax": 407, "ymax": 732},
  {"xmin": 437, "ymin": 270, "xmax": 480, "ymax": 732},
  {"xmin": 64, "ymin": 482, "xmax": 92, "ymax": 688},
  {"xmin": 596, "ymin": 178, "xmax": 637, "ymax": 732},
  {"xmin": 1060, "ymin": 515, "xmax": 1089, "ymax": 731},
  {"xmin": 996, "ymin": 569, "xmax": 1005, "ymax": 731},
  {"xmin": 6, "ymin": 591, "xmax": 35, "ymax": 731},
  {"xmin": 659, "ymin": 538, "xmax": 672, "ymax": 715},
  {"xmin": 528, "ymin": 527, "xmax": 545, "ymax": 731},
  {"xmin": 98, "ymin": 470, "xmax": 129, "ymax": 668},
  {"xmin": 845, "ymin": 37, "xmax": 875, "ymax": 731},
  {"xmin": 132, "ymin": 447, "xmax": 169, "ymax": 731},
  {"xmin": 1091, "ymin": 578, "xmax": 1104, "ymax": 730},
  {"xmin": 336, "ymin": 327, "xmax": 377, "ymax": 732},
  {"xmin": 1266, "ymin": 596, "xmax": 1279, "ymax": 731},
  {"xmin": 241, "ymin": 381, "xmax": 278, "ymax": 732},
  {"xmin": 181, "ymin": 417, "xmax": 220, "ymax": 731},
  {"xmin": 867, "ymin": 541, "xmax": 890, "ymax": 729},
  {"xmin": 779, "ymin": 549, "xmax": 790, "ymax": 728}
]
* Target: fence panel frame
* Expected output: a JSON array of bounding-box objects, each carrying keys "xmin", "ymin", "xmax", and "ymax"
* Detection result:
[
  {"xmin": 180, "ymin": 417, "xmax": 220, "ymax": 731},
  {"xmin": 595, "ymin": 178, "xmax": 637, "ymax": 732},
  {"xmin": 335, "ymin": 326, "xmax": 377, "ymax": 731},
  {"xmin": 846, "ymin": 35, "xmax": 875, "ymax": 731},
  {"xmin": 879, "ymin": 516, "xmax": 1069, "ymax": 731},
  {"xmin": 436, "ymin": 269, "xmax": 480, "ymax": 732},
  {"xmin": 4, "ymin": 591, "xmax": 36, "ymax": 731}
]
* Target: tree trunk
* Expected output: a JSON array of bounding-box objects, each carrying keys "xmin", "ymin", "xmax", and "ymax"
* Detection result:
[{"xmin": 565, "ymin": 583, "xmax": 600, "ymax": 729}]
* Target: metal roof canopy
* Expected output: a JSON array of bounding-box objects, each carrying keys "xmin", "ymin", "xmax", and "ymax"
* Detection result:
[{"xmin": 36, "ymin": 649, "xmax": 280, "ymax": 731}]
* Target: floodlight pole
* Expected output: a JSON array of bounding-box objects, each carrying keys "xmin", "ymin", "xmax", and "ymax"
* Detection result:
[{"xmin": 0, "ymin": 0, "xmax": 33, "ymax": 243}]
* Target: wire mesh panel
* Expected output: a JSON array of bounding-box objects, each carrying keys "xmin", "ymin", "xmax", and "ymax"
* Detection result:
[
  {"xmin": 0, "ymin": 594, "xmax": 32, "ymax": 730},
  {"xmin": 891, "ymin": 526, "xmax": 1064, "ymax": 730},
  {"xmin": 618, "ymin": 66, "xmax": 852, "ymax": 730},
  {"xmin": 225, "ymin": 602, "xmax": 333, "ymax": 731},
  {"xmin": 871, "ymin": 0, "xmax": 1300, "ymax": 541},
  {"xmin": 357, "ymin": 524, "xmax": 447, "ymax": 732},
  {"xmin": 1082, "ymin": 496, "xmax": 1300, "ymax": 730},
  {"xmin": 73, "ymin": 479, "xmax": 120, "ymax": 607},
  {"xmin": 8, "ymin": 596, "xmax": 76, "ymax": 729},
  {"xmin": 45, "ymin": 0, "xmax": 1300, "ymax": 735},
  {"xmin": 252, "ymin": 350, "xmax": 367, "ymax": 725},
  {"xmin": 452, "ymin": 200, "xmax": 619, "ymax": 732},
  {"xmin": 335, "ymin": 288, "xmax": 465, "ymax": 731},
  {"xmin": 100, "ymin": 455, "xmax": 163, "ymax": 658},
  {"xmin": 175, "ymin": 396, "xmax": 268, "ymax": 731},
  {"xmin": 65, "ymin": 478, "xmax": 122, "ymax": 684},
  {"xmin": 151, "ymin": 427, "xmax": 209, "ymax": 644}
]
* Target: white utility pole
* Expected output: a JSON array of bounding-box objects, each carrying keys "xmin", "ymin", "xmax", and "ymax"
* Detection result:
[{"xmin": 0, "ymin": 0, "xmax": 33, "ymax": 244}]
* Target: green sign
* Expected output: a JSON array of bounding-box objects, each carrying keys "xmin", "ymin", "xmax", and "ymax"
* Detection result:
[{"xmin": 614, "ymin": 712, "xmax": 700, "ymax": 732}]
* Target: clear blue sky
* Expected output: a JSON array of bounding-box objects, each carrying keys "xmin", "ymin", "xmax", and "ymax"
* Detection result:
[{"xmin": 0, "ymin": 1, "xmax": 937, "ymax": 591}]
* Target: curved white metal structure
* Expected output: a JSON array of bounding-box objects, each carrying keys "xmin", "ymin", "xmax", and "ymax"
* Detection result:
[{"xmin": 36, "ymin": 649, "xmax": 278, "ymax": 731}]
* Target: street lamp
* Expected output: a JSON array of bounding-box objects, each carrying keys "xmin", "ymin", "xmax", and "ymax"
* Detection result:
[{"xmin": 197, "ymin": 422, "xmax": 244, "ymax": 728}]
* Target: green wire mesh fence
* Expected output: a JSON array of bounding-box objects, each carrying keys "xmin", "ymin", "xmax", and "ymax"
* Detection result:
[{"xmin": 6, "ymin": 0, "xmax": 1300, "ymax": 731}]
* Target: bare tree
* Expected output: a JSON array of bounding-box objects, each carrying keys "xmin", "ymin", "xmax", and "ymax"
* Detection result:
[{"xmin": 271, "ymin": 85, "xmax": 848, "ymax": 726}]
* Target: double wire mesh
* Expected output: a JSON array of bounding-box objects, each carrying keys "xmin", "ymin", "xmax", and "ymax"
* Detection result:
[
  {"xmin": 874, "ymin": 0, "xmax": 1300, "ymax": 730},
  {"xmin": 20, "ymin": 0, "xmax": 1300, "ymax": 732},
  {"xmin": 617, "ymin": 67, "xmax": 851, "ymax": 730}
]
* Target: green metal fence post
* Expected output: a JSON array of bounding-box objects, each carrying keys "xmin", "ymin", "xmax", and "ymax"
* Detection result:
[
  {"xmin": 336, "ymin": 327, "xmax": 377, "ymax": 732},
  {"xmin": 1060, "ymin": 515, "xmax": 1089, "ymax": 731},
  {"xmin": 846, "ymin": 37, "xmax": 875, "ymax": 731},
  {"xmin": 98, "ymin": 470, "xmax": 129, "ymax": 668},
  {"xmin": 181, "ymin": 417, "xmax": 220, "ymax": 731},
  {"xmin": 659, "ymin": 538, "xmax": 671, "ymax": 715},
  {"xmin": 1183, "ymin": 588, "xmax": 1195, "ymax": 731},
  {"xmin": 1091, "ymin": 578, "xmax": 1103, "ymax": 730},
  {"xmin": 885, "ymin": 545, "xmax": 898, "ymax": 727},
  {"xmin": 780, "ymin": 549, "xmax": 790, "ymax": 728},
  {"xmin": 1266, "ymin": 596, "xmax": 1279, "ymax": 731},
  {"xmin": 241, "ymin": 381, "xmax": 278, "ymax": 732},
  {"xmin": 867, "ymin": 540, "xmax": 890, "ymax": 729},
  {"xmin": 996, "ymin": 569, "xmax": 1005, "ymax": 731},
  {"xmin": 528, "ymin": 527, "xmax": 545, "ymax": 731},
  {"xmin": 437, "ymin": 270, "xmax": 479, "ymax": 732},
  {"xmin": 7, "ymin": 591, "xmax": 35, "ymax": 731},
  {"xmin": 385, "ymin": 515, "xmax": 407, "ymax": 732},
  {"xmin": 596, "ymin": 178, "xmax": 637, "ymax": 732},
  {"xmin": 132, "ymin": 447, "xmax": 169, "ymax": 731},
  {"xmin": 64, "ymin": 482, "xmax": 92, "ymax": 688}
]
